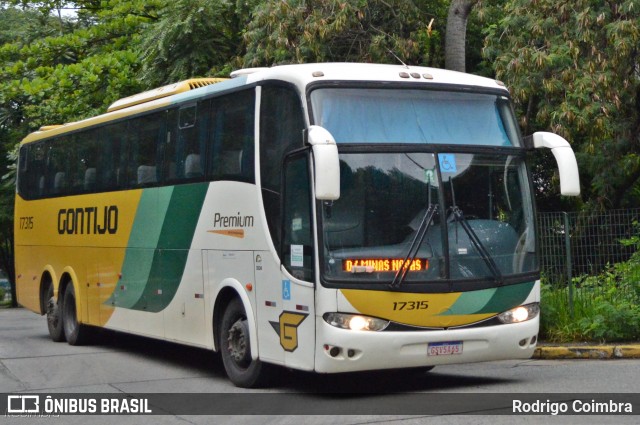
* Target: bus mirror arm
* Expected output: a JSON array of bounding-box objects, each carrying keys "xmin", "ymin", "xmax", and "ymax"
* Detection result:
[
  {"xmin": 530, "ymin": 132, "xmax": 581, "ymax": 197},
  {"xmin": 306, "ymin": 126, "xmax": 341, "ymax": 201}
]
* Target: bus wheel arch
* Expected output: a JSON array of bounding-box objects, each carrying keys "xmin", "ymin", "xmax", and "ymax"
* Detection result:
[
  {"xmin": 213, "ymin": 285, "xmax": 273, "ymax": 388},
  {"xmin": 212, "ymin": 286, "xmax": 237, "ymax": 352}
]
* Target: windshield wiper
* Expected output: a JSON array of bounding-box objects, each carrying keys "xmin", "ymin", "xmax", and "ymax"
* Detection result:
[
  {"xmin": 390, "ymin": 204, "xmax": 438, "ymax": 289},
  {"xmin": 450, "ymin": 206, "xmax": 504, "ymax": 285}
]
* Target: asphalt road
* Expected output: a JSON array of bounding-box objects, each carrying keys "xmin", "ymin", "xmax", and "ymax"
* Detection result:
[{"xmin": 0, "ymin": 307, "xmax": 638, "ymax": 424}]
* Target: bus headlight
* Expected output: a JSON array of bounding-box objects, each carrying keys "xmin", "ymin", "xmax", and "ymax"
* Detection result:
[
  {"xmin": 324, "ymin": 313, "xmax": 389, "ymax": 331},
  {"xmin": 497, "ymin": 303, "xmax": 540, "ymax": 324}
]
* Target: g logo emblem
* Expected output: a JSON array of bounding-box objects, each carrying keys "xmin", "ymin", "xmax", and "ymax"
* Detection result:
[{"xmin": 269, "ymin": 311, "xmax": 308, "ymax": 352}]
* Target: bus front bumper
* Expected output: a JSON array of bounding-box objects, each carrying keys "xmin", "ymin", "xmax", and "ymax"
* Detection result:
[{"xmin": 314, "ymin": 315, "xmax": 539, "ymax": 373}]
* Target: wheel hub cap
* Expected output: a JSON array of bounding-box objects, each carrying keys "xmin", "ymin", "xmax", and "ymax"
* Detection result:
[{"xmin": 227, "ymin": 319, "xmax": 249, "ymax": 365}]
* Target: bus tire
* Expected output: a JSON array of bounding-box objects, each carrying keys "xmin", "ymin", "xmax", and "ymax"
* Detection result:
[
  {"xmin": 45, "ymin": 284, "xmax": 65, "ymax": 342},
  {"xmin": 220, "ymin": 298, "xmax": 272, "ymax": 388},
  {"xmin": 61, "ymin": 284, "xmax": 90, "ymax": 346}
]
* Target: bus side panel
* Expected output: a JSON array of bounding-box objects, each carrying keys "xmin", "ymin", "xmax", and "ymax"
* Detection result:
[
  {"xmin": 163, "ymin": 249, "xmax": 206, "ymax": 346},
  {"xmin": 254, "ymin": 252, "xmax": 284, "ymax": 365},
  {"xmin": 96, "ymin": 248, "xmax": 123, "ymax": 326},
  {"xmin": 193, "ymin": 181, "xmax": 270, "ymax": 347},
  {"xmin": 15, "ymin": 194, "xmax": 40, "ymax": 313},
  {"xmin": 14, "ymin": 191, "xmax": 142, "ymax": 323},
  {"xmin": 14, "ymin": 244, "xmax": 42, "ymax": 314}
]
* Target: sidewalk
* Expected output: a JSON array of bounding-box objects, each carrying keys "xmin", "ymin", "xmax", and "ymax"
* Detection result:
[{"xmin": 534, "ymin": 343, "xmax": 640, "ymax": 359}]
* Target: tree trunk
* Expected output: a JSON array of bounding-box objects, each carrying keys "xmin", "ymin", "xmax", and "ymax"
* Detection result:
[{"xmin": 445, "ymin": 0, "xmax": 478, "ymax": 72}]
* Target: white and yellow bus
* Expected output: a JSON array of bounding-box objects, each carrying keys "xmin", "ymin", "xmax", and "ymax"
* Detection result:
[{"xmin": 15, "ymin": 63, "xmax": 580, "ymax": 387}]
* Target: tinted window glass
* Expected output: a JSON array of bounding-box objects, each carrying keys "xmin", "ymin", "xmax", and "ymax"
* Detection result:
[
  {"xmin": 128, "ymin": 111, "xmax": 166, "ymax": 187},
  {"xmin": 311, "ymin": 88, "xmax": 519, "ymax": 146},
  {"xmin": 259, "ymin": 85, "xmax": 305, "ymax": 251},
  {"xmin": 209, "ymin": 90, "xmax": 255, "ymax": 182},
  {"xmin": 283, "ymin": 154, "xmax": 314, "ymax": 281},
  {"xmin": 97, "ymin": 122, "xmax": 127, "ymax": 191}
]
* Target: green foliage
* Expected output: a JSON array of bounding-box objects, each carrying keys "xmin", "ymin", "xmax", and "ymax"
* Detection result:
[
  {"xmin": 0, "ymin": 1, "xmax": 162, "ymax": 133},
  {"xmin": 137, "ymin": 0, "xmax": 258, "ymax": 87},
  {"xmin": 0, "ymin": 6, "xmax": 62, "ymax": 45},
  {"xmin": 484, "ymin": 0, "xmax": 640, "ymax": 209},
  {"xmin": 242, "ymin": 0, "xmax": 446, "ymax": 67},
  {"xmin": 541, "ymin": 236, "xmax": 640, "ymax": 342}
]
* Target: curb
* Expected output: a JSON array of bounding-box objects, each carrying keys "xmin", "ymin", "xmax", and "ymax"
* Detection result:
[{"xmin": 534, "ymin": 345, "xmax": 640, "ymax": 359}]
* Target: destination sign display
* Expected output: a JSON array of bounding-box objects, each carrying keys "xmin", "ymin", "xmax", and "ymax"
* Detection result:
[{"xmin": 343, "ymin": 258, "xmax": 428, "ymax": 273}]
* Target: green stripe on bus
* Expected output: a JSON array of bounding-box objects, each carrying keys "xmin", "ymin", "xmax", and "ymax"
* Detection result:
[
  {"xmin": 131, "ymin": 183, "xmax": 208, "ymax": 312},
  {"xmin": 440, "ymin": 287, "xmax": 496, "ymax": 316},
  {"xmin": 440, "ymin": 281, "xmax": 535, "ymax": 316},
  {"xmin": 107, "ymin": 187, "xmax": 174, "ymax": 309},
  {"xmin": 474, "ymin": 281, "xmax": 535, "ymax": 314}
]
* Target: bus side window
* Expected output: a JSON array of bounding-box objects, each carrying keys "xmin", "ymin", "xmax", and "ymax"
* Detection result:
[
  {"xmin": 18, "ymin": 143, "xmax": 46, "ymax": 199},
  {"xmin": 17, "ymin": 145, "xmax": 29, "ymax": 197},
  {"xmin": 209, "ymin": 90, "xmax": 255, "ymax": 183},
  {"xmin": 97, "ymin": 122, "xmax": 126, "ymax": 191},
  {"xmin": 129, "ymin": 111, "xmax": 166, "ymax": 187},
  {"xmin": 163, "ymin": 108, "xmax": 179, "ymax": 182},
  {"xmin": 164, "ymin": 102, "xmax": 209, "ymax": 183},
  {"xmin": 46, "ymin": 136, "xmax": 72, "ymax": 195},
  {"xmin": 259, "ymin": 84, "xmax": 306, "ymax": 254},
  {"xmin": 76, "ymin": 129, "xmax": 100, "ymax": 192},
  {"xmin": 282, "ymin": 153, "xmax": 314, "ymax": 281},
  {"xmin": 179, "ymin": 104, "xmax": 207, "ymax": 179}
]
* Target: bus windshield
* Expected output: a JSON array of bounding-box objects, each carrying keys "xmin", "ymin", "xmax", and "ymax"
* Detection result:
[
  {"xmin": 310, "ymin": 88, "xmax": 520, "ymax": 146},
  {"xmin": 321, "ymin": 152, "xmax": 536, "ymax": 286}
]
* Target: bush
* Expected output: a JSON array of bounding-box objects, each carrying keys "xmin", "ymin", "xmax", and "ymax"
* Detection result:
[{"xmin": 540, "ymin": 237, "xmax": 640, "ymax": 342}]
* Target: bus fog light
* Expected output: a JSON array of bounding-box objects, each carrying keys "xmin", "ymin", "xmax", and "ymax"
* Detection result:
[
  {"xmin": 497, "ymin": 303, "xmax": 539, "ymax": 324},
  {"xmin": 324, "ymin": 313, "xmax": 389, "ymax": 331}
]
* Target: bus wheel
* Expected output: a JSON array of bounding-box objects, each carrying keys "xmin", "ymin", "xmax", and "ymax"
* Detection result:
[
  {"xmin": 220, "ymin": 298, "xmax": 272, "ymax": 388},
  {"xmin": 45, "ymin": 284, "xmax": 65, "ymax": 342},
  {"xmin": 61, "ymin": 284, "xmax": 90, "ymax": 346}
]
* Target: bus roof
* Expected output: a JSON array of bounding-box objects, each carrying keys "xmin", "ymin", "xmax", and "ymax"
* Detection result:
[
  {"xmin": 20, "ymin": 63, "xmax": 509, "ymax": 145},
  {"xmin": 239, "ymin": 63, "xmax": 508, "ymax": 92}
]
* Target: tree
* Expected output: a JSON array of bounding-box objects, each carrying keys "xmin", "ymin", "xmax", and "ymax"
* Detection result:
[
  {"xmin": 444, "ymin": 0, "xmax": 478, "ymax": 72},
  {"xmin": 0, "ymin": 1, "xmax": 162, "ymax": 126},
  {"xmin": 484, "ymin": 0, "xmax": 640, "ymax": 209},
  {"xmin": 0, "ymin": 6, "xmax": 61, "ymax": 45},
  {"xmin": 137, "ymin": 0, "xmax": 259, "ymax": 87},
  {"xmin": 242, "ymin": 0, "xmax": 446, "ymax": 67}
]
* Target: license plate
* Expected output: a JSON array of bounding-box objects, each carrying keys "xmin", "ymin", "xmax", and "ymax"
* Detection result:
[{"xmin": 428, "ymin": 341, "xmax": 463, "ymax": 356}]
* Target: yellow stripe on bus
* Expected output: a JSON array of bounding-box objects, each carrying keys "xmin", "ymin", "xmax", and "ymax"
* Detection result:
[{"xmin": 340, "ymin": 289, "xmax": 495, "ymax": 328}]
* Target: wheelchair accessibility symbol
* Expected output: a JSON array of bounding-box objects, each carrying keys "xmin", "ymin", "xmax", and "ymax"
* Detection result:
[
  {"xmin": 282, "ymin": 280, "xmax": 291, "ymax": 300},
  {"xmin": 438, "ymin": 154, "xmax": 457, "ymax": 173}
]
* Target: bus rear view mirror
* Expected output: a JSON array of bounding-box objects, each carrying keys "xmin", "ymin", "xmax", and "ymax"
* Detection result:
[
  {"xmin": 306, "ymin": 126, "xmax": 340, "ymax": 201},
  {"xmin": 531, "ymin": 132, "xmax": 581, "ymax": 196}
]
